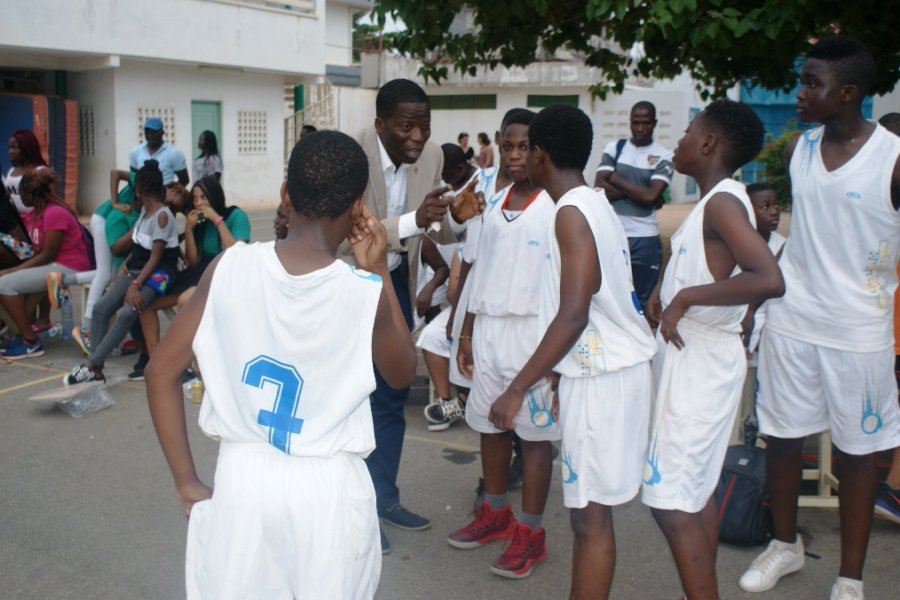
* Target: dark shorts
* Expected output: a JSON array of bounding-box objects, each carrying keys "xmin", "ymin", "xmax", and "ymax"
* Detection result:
[{"xmin": 628, "ymin": 235, "xmax": 662, "ymax": 306}]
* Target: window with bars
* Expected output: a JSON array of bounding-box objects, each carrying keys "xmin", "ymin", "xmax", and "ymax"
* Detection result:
[
  {"xmin": 137, "ymin": 108, "xmax": 176, "ymax": 144},
  {"xmin": 79, "ymin": 106, "xmax": 95, "ymax": 157},
  {"xmin": 238, "ymin": 110, "xmax": 268, "ymax": 155}
]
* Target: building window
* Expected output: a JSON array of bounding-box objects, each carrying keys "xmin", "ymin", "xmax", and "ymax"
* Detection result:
[
  {"xmin": 238, "ymin": 110, "xmax": 268, "ymax": 155},
  {"xmin": 79, "ymin": 106, "xmax": 95, "ymax": 157},
  {"xmin": 430, "ymin": 95, "xmax": 497, "ymax": 110},
  {"xmin": 527, "ymin": 95, "xmax": 579, "ymax": 108},
  {"xmin": 137, "ymin": 108, "xmax": 176, "ymax": 144}
]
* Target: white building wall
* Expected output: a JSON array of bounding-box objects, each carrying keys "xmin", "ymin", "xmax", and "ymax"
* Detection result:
[
  {"xmin": 325, "ymin": 2, "xmax": 354, "ymax": 67},
  {"xmin": 424, "ymin": 86, "xmax": 699, "ymax": 202},
  {"xmin": 334, "ymin": 86, "xmax": 378, "ymax": 133},
  {"xmin": 874, "ymin": 88, "xmax": 900, "ymax": 120},
  {"xmin": 103, "ymin": 60, "xmax": 286, "ymax": 210},
  {"xmin": 68, "ymin": 68, "xmax": 120, "ymax": 212},
  {"xmin": 1, "ymin": 0, "xmax": 325, "ymax": 75}
]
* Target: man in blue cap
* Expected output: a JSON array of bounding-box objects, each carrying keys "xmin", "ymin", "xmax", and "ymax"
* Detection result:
[{"xmin": 129, "ymin": 117, "xmax": 189, "ymax": 187}]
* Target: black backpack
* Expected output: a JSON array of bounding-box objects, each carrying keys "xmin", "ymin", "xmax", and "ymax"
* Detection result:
[{"xmin": 714, "ymin": 415, "xmax": 773, "ymax": 546}]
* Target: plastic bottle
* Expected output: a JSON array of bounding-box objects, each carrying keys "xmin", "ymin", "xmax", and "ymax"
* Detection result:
[
  {"xmin": 190, "ymin": 380, "xmax": 204, "ymax": 404},
  {"xmin": 60, "ymin": 296, "xmax": 73, "ymax": 341}
]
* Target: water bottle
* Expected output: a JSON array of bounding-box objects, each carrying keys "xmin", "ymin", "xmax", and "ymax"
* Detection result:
[
  {"xmin": 191, "ymin": 380, "xmax": 205, "ymax": 404},
  {"xmin": 60, "ymin": 296, "xmax": 74, "ymax": 341}
]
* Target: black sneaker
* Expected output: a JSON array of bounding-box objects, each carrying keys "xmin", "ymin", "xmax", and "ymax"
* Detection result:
[
  {"xmin": 64, "ymin": 364, "xmax": 103, "ymax": 386},
  {"xmin": 128, "ymin": 354, "xmax": 149, "ymax": 381},
  {"xmin": 378, "ymin": 504, "xmax": 431, "ymax": 531},
  {"xmin": 180, "ymin": 368, "xmax": 197, "ymax": 384},
  {"xmin": 875, "ymin": 481, "xmax": 900, "ymax": 525}
]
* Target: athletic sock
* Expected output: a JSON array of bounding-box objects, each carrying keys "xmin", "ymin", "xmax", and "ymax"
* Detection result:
[
  {"xmin": 484, "ymin": 492, "xmax": 507, "ymax": 512},
  {"xmin": 519, "ymin": 511, "xmax": 543, "ymax": 531}
]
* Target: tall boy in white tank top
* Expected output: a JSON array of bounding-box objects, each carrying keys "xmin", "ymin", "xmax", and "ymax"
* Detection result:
[
  {"xmin": 740, "ymin": 37, "xmax": 900, "ymax": 600},
  {"xmin": 640, "ymin": 100, "xmax": 784, "ymax": 600},
  {"xmin": 450, "ymin": 109, "xmax": 560, "ymax": 580},
  {"xmin": 491, "ymin": 103, "xmax": 657, "ymax": 598},
  {"xmin": 146, "ymin": 131, "xmax": 417, "ymax": 600}
]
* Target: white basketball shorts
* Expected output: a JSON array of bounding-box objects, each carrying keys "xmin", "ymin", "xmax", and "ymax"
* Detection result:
[
  {"xmin": 756, "ymin": 329, "xmax": 900, "ymax": 455},
  {"xmin": 186, "ymin": 442, "xmax": 380, "ymax": 600},
  {"xmin": 465, "ymin": 314, "xmax": 560, "ymax": 441},
  {"xmin": 559, "ymin": 361, "xmax": 652, "ymax": 509},
  {"xmin": 641, "ymin": 320, "xmax": 745, "ymax": 513}
]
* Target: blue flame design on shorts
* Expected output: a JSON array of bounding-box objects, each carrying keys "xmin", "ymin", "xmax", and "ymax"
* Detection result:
[
  {"xmin": 860, "ymin": 382, "xmax": 883, "ymax": 435},
  {"xmin": 643, "ymin": 433, "xmax": 662, "ymax": 486},
  {"xmin": 562, "ymin": 445, "xmax": 578, "ymax": 484},
  {"xmin": 527, "ymin": 388, "xmax": 554, "ymax": 428}
]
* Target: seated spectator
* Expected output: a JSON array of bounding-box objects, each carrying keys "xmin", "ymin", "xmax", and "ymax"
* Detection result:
[
  {"xmin": 4, "ymin": 129, "xmax": 49, "ymax": 214},
  {"xmin": 0, "ymin": 176, "xmax": 31, "ymax": 270},
  {"xmin": 139, "ymin": 176, "xmax": 250, "ymax": 357},
  {"xmin": 419, "ymin": 240, "xmax": 468, "ymax": 432},
  {"xmin": 64, "ymin": 160, "xmax": 180, "ymax": 384},
  {"xmin": 0, "ymin": 169, "xmax": 90, "ymax": 359},
  {"xmin": 47, "ymin": 169, "xmax": 138, "ymax": 340}
]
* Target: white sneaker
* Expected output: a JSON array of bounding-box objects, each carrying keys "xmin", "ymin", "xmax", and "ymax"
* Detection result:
[
  {"xmin": 738, "ymin": 537, "xmax": 805, "ymax": 592},
  {"xmin": 424, "ymin": 397, "xmax": 464, "ymax": 432},
  {"xmin": 830, "ymin": 577, "xmax": 864, "ymax": 600}
]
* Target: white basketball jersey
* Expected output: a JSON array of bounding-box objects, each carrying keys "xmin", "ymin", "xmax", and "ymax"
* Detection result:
[
  {"xmin": 461, "ymin": 167, "xmax": 503, "ymax": 265},
  {"xmin": 660, "ymin": 178, "xmax": 756, "ymax": 333},
  {"xmin": 467, "ymin": 188, "xmax": 555, "ymax": 316},
  {"xmin": 541, "ymin": 186, "xmax": 657, "ymax": 377},
  {"xmin": 194, "ymin": 242, "xmax": 382, "ymax": 458},
  {"xmin": 766, "ymin": 124, "xmax": 900, "ymax": 352}
]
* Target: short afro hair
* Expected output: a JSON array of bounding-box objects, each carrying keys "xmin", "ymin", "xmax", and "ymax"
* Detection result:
[
  {"xmin": 879, "ymin": 112, "xmax": 900, "ymax": 137},
  {"xmin": 501, "ymin": 108, "xmax": 536, "ymax": 133},
  {"xmin": 746, "ymin": 182, "xmax": 775, "ymax": 197},
  {"xmin": 376, "ymin": 79, "xmax": 429, "ymax": 119},
  {"xmin": 441, "ymin": 143, "xmax": 467, "ymax": 170},
  {"xmin": 700, "ymin": 99, "xmax": 764, "ymax": 172},
  {"xmin": 806, "ymin": 36, "xmax": 876, "ymax": 97},
  {"xmin": 529, "ymin": 104, "xmax": 593, "ymax": 171},
  {"xmin": 632, "ymin": 101, "xmax": 657, "ymax": 120},
  {"xmin": 286, "ymin": 130, "xmax": 368, "ymax": 220}
]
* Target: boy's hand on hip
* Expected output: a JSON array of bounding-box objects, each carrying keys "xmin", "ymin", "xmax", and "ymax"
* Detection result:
[
  {"xmin": 456, "ymin": 338, "xmax": 474, "ymax": 379},
  {"xmin": 659, "ymin": 293, "xmax": 687, "ymax": 350},
  {"xmin": 176, "ymin": 480, "xmax": 213, "ymax": 518},
  {"xmin": 489, "ymin": 389, "xmax": 523, "ymax": 431}
]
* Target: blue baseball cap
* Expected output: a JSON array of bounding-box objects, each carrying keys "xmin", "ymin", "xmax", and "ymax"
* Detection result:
[{"xmin": 144, "ymin": 117, "xmax": 164, "ymax": 131}]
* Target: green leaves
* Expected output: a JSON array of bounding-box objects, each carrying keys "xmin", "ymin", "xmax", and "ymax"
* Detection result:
[{"xmin": 371, "ymin": 0, "xmax": 900, "ymax": 99}]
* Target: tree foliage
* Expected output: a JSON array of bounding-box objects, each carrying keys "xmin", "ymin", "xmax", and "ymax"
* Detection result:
[
  {"xmin": 757, "ymin": 123, "xmax": 802, "ymax": 209},
  {"xmin": 353, "ymin": 11, "xmax": 401, "ymax": 63},
  {"xmin": 373, "ymin": 1, "xmax": 900, "ymax": 99}
]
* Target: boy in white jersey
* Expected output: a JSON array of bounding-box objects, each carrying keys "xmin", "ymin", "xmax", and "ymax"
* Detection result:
[
  {"xmin": 145, "ymin": 131, "xmax": 417, "ymax": 599},
  {"xmin": 740, "ymin": 37, "xmax": 900, "ymax": 600},
  {"xmin": 491, "ymin": 103, "xmax": 657, "ymax": 598},
  {"xmin": 742, "ymin": 182, "xmax": 787, "ymax": 356},
  {"xmin": 450, "ymin": 109, "xmax": 560, "ymax": 579},
  {"xmin": 641, "ymin": 99, "xmax": 784, "ymax": 600}
]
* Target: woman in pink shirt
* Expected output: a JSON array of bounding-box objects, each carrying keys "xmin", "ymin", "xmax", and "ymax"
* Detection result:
[{"xmin": 0, "ymin": 169, "xmax": 89, "ymax": 359}]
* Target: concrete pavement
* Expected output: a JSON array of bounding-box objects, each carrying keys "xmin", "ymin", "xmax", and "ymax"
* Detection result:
[{"xmin": 0, "ymin": 206, "xmax": 895, "ymax": 599}]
